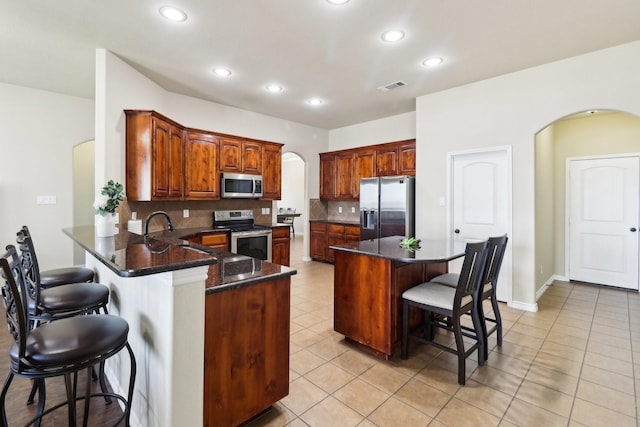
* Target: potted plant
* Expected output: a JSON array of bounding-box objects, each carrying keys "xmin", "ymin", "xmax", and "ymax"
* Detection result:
[{"xmin": 94, "ymin": 180, "xmax": 124, "ymax": 237}]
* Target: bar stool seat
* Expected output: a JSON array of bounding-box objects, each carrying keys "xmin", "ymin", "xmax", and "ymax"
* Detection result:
[{"xmin": 39, "ymin": 266, "xmax": 95, "ymax": 288}]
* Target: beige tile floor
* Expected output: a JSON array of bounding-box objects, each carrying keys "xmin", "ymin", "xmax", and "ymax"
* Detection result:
[{"xmin": 248, "ymin": 234, "xmax": 640, "ymax": 427}]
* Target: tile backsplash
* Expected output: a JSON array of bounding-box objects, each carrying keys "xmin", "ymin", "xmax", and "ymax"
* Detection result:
[
  {"xmin": 119, "ymin": 199, "xmax": 273, "ymax": 234},
  {"xmin": 309, "ymin": 199, "xmax": 359, "ymax": 222}
]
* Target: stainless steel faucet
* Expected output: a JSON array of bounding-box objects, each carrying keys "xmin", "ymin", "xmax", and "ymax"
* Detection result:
[{"xmin": 144, "ymin": 211, "xmax": 174, "ymax": 236}]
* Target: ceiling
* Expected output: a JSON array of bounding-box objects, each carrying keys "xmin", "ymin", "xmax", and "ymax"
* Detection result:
[{"xmin": 2, "ymin": 1, "xmax": 640, "ymax": 130}]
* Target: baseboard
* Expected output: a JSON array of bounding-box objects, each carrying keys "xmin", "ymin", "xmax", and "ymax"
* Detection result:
[
  {"xmin": 302, "ymin": 256, "xmax": 312, "ymax": 262},
  {"xmin": 508, "ymin": 300, "xmax": 538, "ymax": 312}
]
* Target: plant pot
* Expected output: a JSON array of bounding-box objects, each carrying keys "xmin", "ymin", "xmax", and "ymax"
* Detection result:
[{"xmin": 95, "ymin": 213, "xmax": 116, "ymax": 237}]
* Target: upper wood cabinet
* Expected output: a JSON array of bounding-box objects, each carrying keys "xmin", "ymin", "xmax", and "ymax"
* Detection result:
[
  {"xmin": 219, "ymin": 136, "xmax": 263, "ymax": 174},
  {"xmin": 125, "ymin": 110, "xmax": 184, "ymax": 201},
  {"xmin": 319, "ymin": 139, "xmax": 415, "ymax": 201},
  {"xmin": 184, "ymin": 131, "xmax": 220, "ymax": 200},
  {"xmin": 261, "ymin": 143, "xmax": 282, "ymax": 200},
  {"xmin": 125, "ymin": 110, "xmax": 283, "ymax": 201}
]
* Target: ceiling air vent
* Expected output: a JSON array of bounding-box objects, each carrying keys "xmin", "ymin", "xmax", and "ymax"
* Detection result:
[{"xmin": 377, "ymin": 80, "xmax": 408, "ymax": 92}]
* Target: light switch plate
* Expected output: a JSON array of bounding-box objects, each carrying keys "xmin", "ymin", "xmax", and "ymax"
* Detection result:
[{"xmin": 36, "ymin": 195, "xmax": 57, "ymax": 205}]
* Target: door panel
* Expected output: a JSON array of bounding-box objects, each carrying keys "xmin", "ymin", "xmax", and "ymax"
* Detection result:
[
  {"xmin": 568, "ymin": 157, "xmax": 639, "ymax": 289},
  {"xmin": 451, "ymin": 149, "xmax": 511, "ymax": 301}
]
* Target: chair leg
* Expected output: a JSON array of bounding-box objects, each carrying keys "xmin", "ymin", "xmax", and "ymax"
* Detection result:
[
  {"xmin": 64, "ymin": 372, "xmax": 77, "ymax": 427},
  {"xmin": 0, "ymin": 373, "xmax": 15, "ymax": 427},
  {"xmin": 124, "ymin": 342, "xmax": 137, "ymax": 427},
  {"xmin": 452, "ymin": 315, "xmax": 466, "ymax": 386},
  {"xmin": 490, "ymin": 293, "xmax": 503, "ymax": 346},
  {"xmin": 82, "ymin": 367, "xmax": 92, "ymax": 427},
  {"xmin": 471, "ymin": 304, "xmax": 486, "ymax": 366},
  {"xmin": 401, "ymin": 300, "xmax": 409, "ymax": 359},
  {"xmin": 98, "ymin": 361, "xmax": 112, "ymax": 404},
  {"xmin": 35, "ymin": 379, "xmax": 46, "ymax": 427}
]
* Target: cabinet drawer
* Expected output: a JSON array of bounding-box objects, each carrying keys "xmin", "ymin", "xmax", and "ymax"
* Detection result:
[
  {"xmin": 272, "ymin": 226, "xmax": 290, "ymax": 239},
  {"xmin": 201, "ymin": 233, "xmax": 228, "ymax": 246},
  {"xmin": 327, "ymin": 224, "xmax": 345, "ymax": 235}
]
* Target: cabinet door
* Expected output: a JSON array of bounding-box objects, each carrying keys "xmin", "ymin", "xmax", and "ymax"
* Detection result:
[
  {"xmin": 271, "ymin": 226, "xmax": 290, "ymax": 266},
  {"xmin": 184, "ymin": 132, "xmax": 220, "ymax": 200},
  {"xmin": 376, "ymin": 146, "xmax": 399, "ymax": 176},
  {"xmin": 310, "ymin": 222, "xmax": 328, "ymax": 260},
  {"xmin": 326, "ymin": 224, "xmax": 346, "ymax": 263},
  {"xmin": 354, "ymin": 149, "xmax": 376, "ymax": 198},
  {"xmin": 335, "ymin": 152, "xmax": 356, "ymax": 200},
  {"xmin": 241, "ymin": 141, "xmax": 263, "ymax": 174},
  {"xmin": 319, "ymin": 154, "xmax": 336, "ymax": 201},
  {"xmin": 152, "ymin": 117, "xmax": 183, "ymax": 199},
  {"xmin": 344, "ymin": 225, "xmax": 361, "ymax": 243},
  {"xmin": 219, "ymin": 137, "xmax": 242, "ymax": 172},
  {"xmin": 261, "ymin": 143, "xmax": 282, "ymax": 200},
  {"xmin": 398, "ymin": 141, "xmax": 416, "ymax": 175}
]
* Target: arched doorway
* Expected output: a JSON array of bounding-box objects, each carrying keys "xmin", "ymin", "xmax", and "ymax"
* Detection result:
[
  {"xmin": 535, "ymin": 110, "xmax": 640, "ymax": 291},
  {"xmin": 279, "ymin": 152, "xmax": 307, "ymax": 264}
]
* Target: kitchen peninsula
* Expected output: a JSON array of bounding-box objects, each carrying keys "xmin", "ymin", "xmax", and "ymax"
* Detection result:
[
  {"xmin": 64, "ymin": 226, "xmax": 296, "ymax": 427},
  {"xmin": 331, "ymin": 236, "xmax": 466, "ymax": 359}
]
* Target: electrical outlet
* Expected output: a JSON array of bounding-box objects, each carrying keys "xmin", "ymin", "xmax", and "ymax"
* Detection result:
[
  {"xmin": 265, "ymin": 207, "xmax": 270, "ymax": 214},
  {"xmin": 338, "ymin": 206, "xmax": 343, "ymax": 213},
  {"xmin": 351, "ymin": 207, "xmax": 356, "ymax": 213},
  {"xmin": 113, "ymin": 213, "xmax": 119, "ymax": 224},
  {"xmin": 131, "ymin": 212, "xmax": 137, "ymax": 220},
  {"xmin": 183, "ymin": 209, "xmax": 189, "ymax": 218}
]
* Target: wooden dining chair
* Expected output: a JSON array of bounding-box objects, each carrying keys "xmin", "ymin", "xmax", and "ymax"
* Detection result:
[
  {"xmin": 429, "ymin": 235, "xmax": 509, "ymax": 360},
  {"xmin": 401, "ymin": 240, "xmax": 489, "ymax": 385}
]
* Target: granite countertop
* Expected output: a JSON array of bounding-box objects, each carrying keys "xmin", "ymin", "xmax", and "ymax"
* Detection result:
[
  {"xmin": 329, "ymin": 235, "xmax": 468, "ymax": 263},
  {"xmin": 64, "ymin": 226, "xmax": 296, "ymax": 293}
]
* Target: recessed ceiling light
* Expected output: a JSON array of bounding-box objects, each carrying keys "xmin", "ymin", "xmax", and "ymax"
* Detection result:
[
  {"xmin": 212, "ymin": 68, "xmax": 232, "ymax": 77},
  {"xmin": 326, "ymin": 0, "xmax": 350, "ymax": 4},
  {"xmin": 159, "ymin": 6, "xmax": 187, "ymax": 22},
  {"xmin": 381, "ymin": 29, "xmax": 405, "ymax": 43},
  {"xmin": 266, "ymin": 84, "xmax": 284, "ymax": 93},
  {"xmin": 307, "ymin": 98, "xmax": 324, "ymax": 106},
  {"xmin": 422, "ymin": 57, "xmax": 444, "ymax": 67}
]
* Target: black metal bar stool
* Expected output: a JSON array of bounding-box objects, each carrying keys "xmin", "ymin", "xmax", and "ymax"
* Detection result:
[
  {"xmin": 20, "ymin": 226, "xmax": 95, "ymax": 288},
  {"xmin": 0, "ymin": 245, "xmax": 136, "ymax": 427}
]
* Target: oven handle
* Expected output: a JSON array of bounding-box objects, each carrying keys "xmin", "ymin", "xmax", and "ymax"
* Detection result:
[{"xmin": 231, "ymin": 230, "xmax": 273, "ymax": 238}]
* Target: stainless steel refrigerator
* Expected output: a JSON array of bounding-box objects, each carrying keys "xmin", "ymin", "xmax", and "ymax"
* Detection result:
[{"xmin": 359, "ymin": 176, "xmax": 415, "ymax": 240}]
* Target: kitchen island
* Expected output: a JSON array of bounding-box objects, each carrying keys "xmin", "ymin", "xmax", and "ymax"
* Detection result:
[
  {"xmin": 331, "ymin": 236, "xmax": 465, "ymax": 359},
  {"xmin": 64, "ymin": 226, "xmax": 296, "ymax": 427}
]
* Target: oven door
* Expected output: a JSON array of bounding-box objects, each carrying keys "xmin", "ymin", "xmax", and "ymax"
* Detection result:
[{"xmin": 231, "ymin": 230, "xmax": 272, "ymax": 262}]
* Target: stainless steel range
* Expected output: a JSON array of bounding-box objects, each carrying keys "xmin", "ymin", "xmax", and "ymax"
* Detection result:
[{"xmin": 213, "ymin": 210, "xmax": 272, "ymax": 262}]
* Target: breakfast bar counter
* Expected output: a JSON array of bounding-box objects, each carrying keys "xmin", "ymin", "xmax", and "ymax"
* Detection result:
[
  {"xmin": 330, "ymin": 236, "xmax": 465, "ymax": 359},
  {"xmin": 64, "ymin": 226, "xmax": 296, "ymax": 427}
]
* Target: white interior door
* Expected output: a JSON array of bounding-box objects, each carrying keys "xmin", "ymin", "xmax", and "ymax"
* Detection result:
[
  {"xmin": 568, "ymin": 156, "xmax": 639, "ymax": 290},
  {"xmin": 449, "ymin": 148, "xmax": 512, "ymax": 302}
]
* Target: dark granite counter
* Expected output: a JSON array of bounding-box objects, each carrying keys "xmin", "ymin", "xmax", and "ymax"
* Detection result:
[
  {"xmin": 330, "ymin": 235, "xmax": 467, "ymax": 263},
  {"xmin": 64, "ymin": 226, "xmax": 296, "ymax": 292}
]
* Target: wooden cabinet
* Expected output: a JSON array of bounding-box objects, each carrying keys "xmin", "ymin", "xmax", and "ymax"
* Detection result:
[
  {"xmin": 184, "ymin": 131, "xmax": 220, "ymax": 200},
  {"xmin": 125, "ymin": 110, "xmax": 284, "ymax": 201},
  {"xmin": 319, "ymin": 140, "xmax": 415, "ymax": 201},
  {"xmin": 271, "ymin": 226, "xmax": 290, "ymax": 266},
  {"xmin": 183, "ymin": 231, "xmax": 229, "ymax": 251},
  {"xmin": 219, "ymin": 136, "xmax": 263, "ymax": 174},
  {"xmin": 261, "ymin": 143, "xmax": 282, "ymax": 200},
  {"xmin": 204, "ymin": 276, "xmax": 290, "ymax": 426},
  {"xmin": 375, "ymin": 140, "xmax": 416, "ymax": 176},
  {"xmin": 125, "ymin": 110, "xmax": 184, "ymax": 201},
  {"xmin": 309, "ymin": 221, "xmax": 360, "ymax": 263}
]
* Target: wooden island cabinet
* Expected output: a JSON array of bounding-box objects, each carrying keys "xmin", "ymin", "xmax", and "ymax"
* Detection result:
[{"xmin": 125, "ymin": 110, "xmax": 283, "ymax": 201}]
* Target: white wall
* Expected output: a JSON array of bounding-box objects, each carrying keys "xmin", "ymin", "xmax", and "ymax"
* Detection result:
[
  {"xmin": 0, "ymin": 82, "xmax": 94, "ymax": 269},
  {"xmin": 329, "ymin": 111, "xmax": 416, "ymax": 150},
  {"xmin": 416, "ymin": 41, "xmax": 640, "ymax": 307},
  {"xmin": 279, "ymin": 155, "xmax": 306, "ymax": 235}
]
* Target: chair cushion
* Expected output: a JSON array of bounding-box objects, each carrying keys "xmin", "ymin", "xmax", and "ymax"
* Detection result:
[
  {"xmin": 40, "ymin": 267, "xmax": 94, "ymax": 288},
  {"xmin": 9, "ymin": 315, "xmax": 128, "ymax": 369},
  {"xmin": 429, "ymin": 273, "xmax": 459, "ymax": 288},
  {"xmin": 402, "ymin": 282, "xmax": 472, "ymax": 310},
  {"xmin": 39, "ymin": 283, "xmax": 109, "ymax": 313}
]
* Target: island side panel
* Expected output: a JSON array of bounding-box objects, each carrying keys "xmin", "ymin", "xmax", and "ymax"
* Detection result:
[
  {"xmin": 204, "ymin": 277, "xmax": 291, "ymax": 427},
  {"xmin": 334, "ymin": 251, "xmax": 393, "ymax": 358}
]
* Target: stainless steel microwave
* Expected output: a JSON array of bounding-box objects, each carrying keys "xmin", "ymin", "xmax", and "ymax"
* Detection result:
[{"xmin": 220, "ymin": 172, "xmax": 263, "ymax": 198}]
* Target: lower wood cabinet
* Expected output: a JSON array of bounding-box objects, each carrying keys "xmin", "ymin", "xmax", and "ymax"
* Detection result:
[
  {"xmin": 184, "ymin": 231, "xmax": 229, "ymax": 251},
  {"xmin": 271, "ymin": 226, "xmax": 290, "ymax": 266},
  {"xmin": 309, "ymin": 221, "xmax": 360, "ymax": 263}
]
